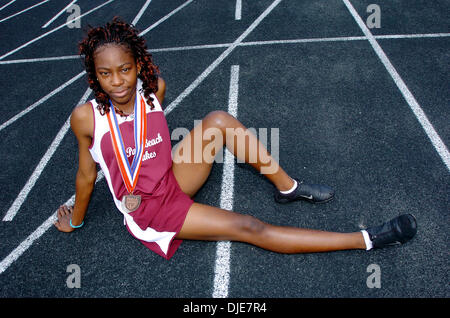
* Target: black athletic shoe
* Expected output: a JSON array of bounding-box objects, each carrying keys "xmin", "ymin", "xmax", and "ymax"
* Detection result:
[
  {"xmin": 274, "ymin": 179, "xmax": 335, "ymax": 204},
  {"xmin": 366, "ymin": 214, "xmax": 417, "ymax": 249}
]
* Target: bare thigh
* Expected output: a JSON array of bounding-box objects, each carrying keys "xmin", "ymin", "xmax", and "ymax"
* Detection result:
[
  {"xmin": 171, "ymin": 111, "xmax": 228, "ymax": 197},
  {"xmin": 176, "ymin": 202, "xmax": 263, "ymax": 243}
]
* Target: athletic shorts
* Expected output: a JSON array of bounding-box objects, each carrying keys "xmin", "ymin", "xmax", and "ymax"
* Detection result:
[{"xmin": 126, "ymin": 169, "xmax": 194, "ymax": 259}]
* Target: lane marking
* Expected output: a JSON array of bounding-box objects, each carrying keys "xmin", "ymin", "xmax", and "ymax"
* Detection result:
[
  {"xmin": 132, "ymin": 0, "xmax": 152, "ymax": 26},
  {"xmin": 0, "ymin": 205, "xmax": 63, "ymax": 274},
  {"xmin": 235, "ymin": 0, "xmax": 242, "ymax": 20},
  {"xmin": 138, "ymin": 0, "xmax": 193, "ymax": 36},
  {"xmin": 227, "ymin": 65, "xmax": 240, "ymax": 118},
  {"xmin": 0, "ymin": 170, "xmax": 104, "ymax": 275},
  {"xmin": 0, "ymin": 54, "xmax": 80, "ymax": 64},
  {"xmin": 41, "ymin": 0, "xmax": 78, "ymax": 29},
  {"xmin": 212, "ymin": 65, "xmax": 240, "ymax": 298},
  {"xmin": 0, "ymin": 0, "xmax": 116, "ymax": 61},
  {"xmin": 375, "ymin": 33, "xmax": 450, "ymax": 40},
  {"xmin": 0, "ymin": 0, "xmax": 49, "ymax": 23},
  {"xmin": 164, "ymin": 0, "xmax": 282, "ymax": 115},
  {"xmin": 2, "ymin": 88, "xmax": 92, "ymax": 221},
  {"xmin": 150, "ymin": 43, "xmax": 230, "ymax": 53},
  {"xmin": 343, "ymin": 0, "xmax": 450, "ymax": 171},
  {"xmin": 0, "ymin": 0, "xmax": 16, "ymax": 11},
  {"xmin": 0, "ymin": 70, "xmax": 86, "ymax": 132},
  {"xmin": 2, "ymin": 32, "xmax": 449, "ymax": 65}
]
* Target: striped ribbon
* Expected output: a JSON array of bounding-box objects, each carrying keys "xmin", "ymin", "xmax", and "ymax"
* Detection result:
[{"xmin": 106, "ymin": 93, "xmax": 147, "ymax": 194}]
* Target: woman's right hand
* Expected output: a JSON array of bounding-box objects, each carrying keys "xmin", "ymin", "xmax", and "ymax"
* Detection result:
[{"xmin": 54, "ymin": 205, "xmax": 76, "ymax": 233}]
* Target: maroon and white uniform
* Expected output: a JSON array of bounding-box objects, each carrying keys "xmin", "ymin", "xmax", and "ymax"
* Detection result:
[{"xmin": 88, "ymin": 80, "xmax": 193, "ymax": 259}]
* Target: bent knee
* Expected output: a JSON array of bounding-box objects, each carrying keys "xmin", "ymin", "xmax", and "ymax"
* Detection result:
[{"xmin": 203, "ymin": 110, "xmax": 236, "ymax": 130}]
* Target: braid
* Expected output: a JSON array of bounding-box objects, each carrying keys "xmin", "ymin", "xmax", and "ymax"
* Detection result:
[{"xmin": 78, "ymin": 17, "xmax": 159, "ymax": 115}]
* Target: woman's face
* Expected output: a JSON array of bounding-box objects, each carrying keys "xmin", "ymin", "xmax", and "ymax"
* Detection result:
[{"xmin": 94, "ymin": 43, "xmax": 140, "ymax": 109}]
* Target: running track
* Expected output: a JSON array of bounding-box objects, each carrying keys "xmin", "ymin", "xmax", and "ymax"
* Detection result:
[{"xmin": 0, "ymin": 0, "xmax": 448, "ymax": 305}]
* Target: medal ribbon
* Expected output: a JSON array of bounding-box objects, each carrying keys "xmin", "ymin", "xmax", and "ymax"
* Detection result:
[{"xmin": 106, "ymin": 93, "xmax": 147, "ymax": 194}]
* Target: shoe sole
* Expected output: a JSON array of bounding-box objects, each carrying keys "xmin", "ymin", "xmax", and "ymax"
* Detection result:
[{"xmin": 275, "ymin": 194, "xmax": 335, "ymax": 204}]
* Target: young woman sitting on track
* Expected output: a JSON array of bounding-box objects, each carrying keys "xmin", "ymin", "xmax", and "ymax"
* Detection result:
[{"xmin": 54, "ymin": 18, "xmax": 417, "ymax": 260}]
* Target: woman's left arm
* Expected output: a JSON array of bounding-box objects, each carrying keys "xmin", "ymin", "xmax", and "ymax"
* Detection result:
[{"xmin": 155, "ymin": 77, "xmax": 166, "ymax": 105}]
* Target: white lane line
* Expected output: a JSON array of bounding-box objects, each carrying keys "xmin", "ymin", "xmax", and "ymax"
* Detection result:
[
  {"xmin": 164, "ymin": 0, "xmax": 282, "ymax": 116},
  {"xmin": 0, "ymin": 0, "xmax": 16, "ymax": 11},
  {"xmin": 375, "ymin": 33, "xmax": 450, "ymax": 40},
  {"xmin": 138, "ymin": 0, "xmax": 193, "ymax": 36},
  {"xmin": 227, "ymin": 65, "xmax": 240, "ymax": 118},
  {"xmin": 242, "ymin": 35, "xmax": 366, "ymax": 47},
  {"xmin": 2, "ymin": 88, "xmax": 92, "ymax": 222},
  {"xmin": 0, "ymin": 44, "xmax": 231, "ymax": 65},
  {"xmin": 0, "ymin": 0, "xmax": 49, "ymax": 23},
  {"xmin": 235, "ymin": 0, "xmax": 242, "ymax": 20},
  {"xmin": 41, "ymin": 0, "xmax": 77, "ymax": 29},
  {"xmin": 0, "ymin": 70, "xmax": 86, "ymax": 132},
  {"xmin": 241, "ymin": 32, "xmax": 450, "ymax": 47},
  {"xmin": 343, "ymin": 0, "xmax": 450, "ymax": 171},
  {"xmin": 150, "ymin": 43, "xmax": 231, "ymax": 53},
  {"xmin": 0, "ymin": 171, "xmax": 104, "ymax": 275},
  {"xmin": 212, "ymin": 65, "xmax": 240, "ymax": 299},
  {"xmin": 132, "ymin": 0, "xmax": 152, "ymax": 26},
  {"xmin": 0, "ymin": 54, "xmax": 80, "ymax": 64},
  {"xmin": 1, "ymin": 33, "xmax": 449, "ymax": 65},
  {"xmin": 0, "ymin": 0, "xmax": 115, "ymax": 61},
  {"xmin": 0, "ymin": 206, "xmax": 62, "ymax": 274}
]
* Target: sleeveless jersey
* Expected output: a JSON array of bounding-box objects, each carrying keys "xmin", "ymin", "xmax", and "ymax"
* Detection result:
[{"xmin": 88, "ymin": 80, "xmax": 193, "ymax": 259}]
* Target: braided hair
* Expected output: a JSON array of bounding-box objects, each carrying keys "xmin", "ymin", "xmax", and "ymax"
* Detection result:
[{"xmin": 79, "ymin": 17, "xmax": 160, "ymax": 115}]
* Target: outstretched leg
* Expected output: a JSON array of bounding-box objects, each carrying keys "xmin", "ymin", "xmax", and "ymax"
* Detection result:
[{"xmin": 176, "ymin": 203, "xmax": 366, "ymax": 253}]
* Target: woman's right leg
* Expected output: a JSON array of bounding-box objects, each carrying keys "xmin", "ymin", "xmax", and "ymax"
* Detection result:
[
  {"xmin": 172, "ymin": 110, "xmax": 296, "ymax": 198},
  {"xmin": 177, "ymin": 202, "xmax": 366, "ymax": 253}
]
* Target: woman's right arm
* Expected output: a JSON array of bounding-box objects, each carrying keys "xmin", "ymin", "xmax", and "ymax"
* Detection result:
[{"xmin": 54, "ymin": 103, "xmax": 97, "ymax": 232}]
